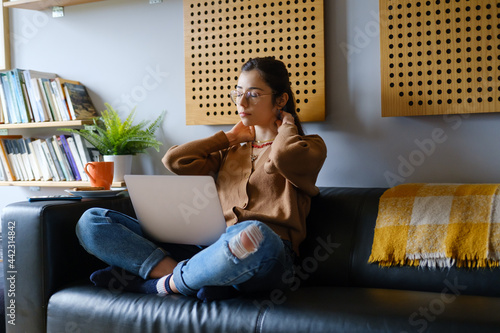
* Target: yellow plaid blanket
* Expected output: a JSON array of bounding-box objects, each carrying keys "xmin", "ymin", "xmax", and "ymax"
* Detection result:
[{"xmin": 368, "ymin": 183, "xmax": 500, "ymax": 268}]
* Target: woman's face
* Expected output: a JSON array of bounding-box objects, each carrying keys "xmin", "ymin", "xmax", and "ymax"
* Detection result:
[{"xmin": 233, "ymin": 69, "xmax": 278, "ymax": 128}]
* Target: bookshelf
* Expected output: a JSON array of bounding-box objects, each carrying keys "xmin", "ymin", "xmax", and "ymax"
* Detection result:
[
  {"xmin": 0, "ymin": 119, "xmax": 126, "ymax": 188},
  {"xmin": 0, "ymin": 62, "xmax": 111, "ymax": 188},
  {"xmin": 3, "ymin": 0, "xmax": 104, "ymax": 11}
]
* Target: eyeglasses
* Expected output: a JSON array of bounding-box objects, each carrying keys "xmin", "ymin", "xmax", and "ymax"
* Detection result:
[{"xmin": 230, "ymin": 89, "xmax": 274, "ymax": 105}]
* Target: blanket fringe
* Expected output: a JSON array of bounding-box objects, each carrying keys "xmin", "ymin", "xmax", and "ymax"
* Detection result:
[
  {"xmin": 371, "ymin": 258, "xmax": 499, "ymax": 268},
  {"xmin": 455, "ymin": 259, "xmax": 500, "ymax": 268}
]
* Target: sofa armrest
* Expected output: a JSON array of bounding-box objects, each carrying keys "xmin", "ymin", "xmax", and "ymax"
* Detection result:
[{"xmin": 2, "ymin": 196, "xmax": 134, "ymax": 333}]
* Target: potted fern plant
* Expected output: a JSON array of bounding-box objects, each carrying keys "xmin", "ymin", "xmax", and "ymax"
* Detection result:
[{"xmin": 60, "ymin": 103, "xmax": 165, "ymax": 182}]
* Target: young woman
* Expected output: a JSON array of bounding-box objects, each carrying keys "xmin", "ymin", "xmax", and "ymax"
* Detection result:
[{"xmin": 76, "ymin": 57, "xmax": 327, "ymax": 299}]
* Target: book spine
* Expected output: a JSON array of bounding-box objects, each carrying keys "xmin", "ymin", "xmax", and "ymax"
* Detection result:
[
  {"xmin": 51, "ymin": 135, "xmax": 74, "ymax": 181},
  {"xmin": 31, "ymin": 139, "xmax": 52, "ymax": 181},
  {"xmin": 25, "ymin": 138, "xmax": 42, "ymax": 181},
  {"xmin": 67, "ymin": 136, "xmax": 88, "ymax": 181},
  {"xmin": 0, "ymin": 155, "xmax": 5, "ymax": 180},
  {"xmin": 40, "ymin": 139, "xmax": 60, "ymax": 181},
  {"xmin": 40, "ymin": 139, "xmax": 61, "ymax": 182},
  {"xmin": 0, "ymin": 88, "xmax": 4, "ymax": 124},
  {"xmin": 17, "ymin": 138, "xmax": 35, "ymax": 180},
  {"xmin": 63, "ymin": 84, "xmax": 77, "ymax": 120},
  {"xmin": 36, "ymin": 78, "xmax": 52, "ymax": 121},
  {"xmin": 12, "ymin": 140, "xmax": 25, "ymax": 180},
  {"xmin": 46, "ymin": 137, "xmax": 65, "ymax": 181},
  {"xmin": 0, "ymin": 140, "xmax": 15, "ymax": 181},
  {"xmin": 21, "ymin": 83, "xmax": 34, "ymax": 123},
  {"xmin": 10, "ymin": 70, "xmax": 29, "ymax": 123},
  {"xmin": 40, "ymin": 79, "xmax": 59, "ymax": 121},
  {"xmin": 54, "ymin": 78, "xmax": 73, "ymax": 120},
  {"xmin": 73, "ymin": 133, "xmax": 91, "ymax": 166},
  {"xmin": 22, "ymin": 70, "xmax": 43, "ymax": 123},
  {"xmin": 59, "ymin": 135, "xmax": 81, "ymax": 181},
  {"xmin": 33, "ymin": 79, "xmax": 47, "ymax": 122},
  {"xmin": 17, "ymin": 69, "xmax": 34, "ymax": 123},
  {"xmin": 0, "ymin": 77, "xmax": 10, "ymax": 124},
  {"xmin": 2, "ymin": 75, "xmax": 19, "ymax": 123},
  {"xmin": 51, "ymin": 80, "xmax": 69, "ymax": 121},
  {"xmin": 5, "ymin": 140, "xmax": 23, "ymax": 180}
]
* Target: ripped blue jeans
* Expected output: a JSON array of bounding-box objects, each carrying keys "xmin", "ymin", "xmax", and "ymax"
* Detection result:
[{"xmin": 75, "ymin": 208, "xmax": 295, "ymax": 296}]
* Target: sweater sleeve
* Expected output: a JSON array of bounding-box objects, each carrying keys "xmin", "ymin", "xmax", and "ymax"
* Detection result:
[
  {"xmin": 264, "ymin": 124, "xmax": 327, "ymax": 196},
  {"xmin": 162, "ymin": 131, "xmax": 230, "ymax": 176}
]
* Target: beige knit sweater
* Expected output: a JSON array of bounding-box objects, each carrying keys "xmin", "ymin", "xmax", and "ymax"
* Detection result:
[{"xmin": 163, "ymin": 123, "xmax": 327, "ymax": 254}]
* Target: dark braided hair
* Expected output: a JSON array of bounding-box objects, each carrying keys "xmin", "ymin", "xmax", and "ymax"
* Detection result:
[{"xmin": 241, "ymin": 57, "xmax": 305, "ymax": 136}]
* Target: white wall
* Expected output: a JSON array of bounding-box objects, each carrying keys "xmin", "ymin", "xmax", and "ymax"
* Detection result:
[{"xmin": 1, "ymin": 0, "xmax": 500, "ymax": 213}]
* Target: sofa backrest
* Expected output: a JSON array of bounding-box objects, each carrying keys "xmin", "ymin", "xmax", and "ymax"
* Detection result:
[{"xmin": 299, "ymin": 187, "xmax": 500, "ymax": 297}]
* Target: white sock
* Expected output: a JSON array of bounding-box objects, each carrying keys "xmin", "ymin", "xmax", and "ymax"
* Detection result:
[{"xmin": 156, "ymin": 275, "xmax": 169, "ymax": 294}]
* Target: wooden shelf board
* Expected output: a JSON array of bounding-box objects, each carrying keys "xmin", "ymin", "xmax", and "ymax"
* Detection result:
[
  {"xmin": 4, "ymin": 0, "xmax": 104, "ymax": 10},
  {"xmin": 0, "ymin": 120, "xmax": 93, "ymax": 130},
  {"xmin": 0, "ymin": 180, "xmax": 125, "ymax": 188}
]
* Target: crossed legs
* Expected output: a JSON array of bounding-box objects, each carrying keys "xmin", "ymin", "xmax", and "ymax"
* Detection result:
[
  {"xmin": 148, "ymin": 223, "xmax": 264, "ymax": 293},
  {"xmin": 77, "ymin": 208, "xmax": 288, "ymax": 297}
]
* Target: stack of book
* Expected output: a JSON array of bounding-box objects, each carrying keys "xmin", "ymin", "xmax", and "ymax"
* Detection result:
[
  {"xmin": 0, "ymin": 133, "xmax": 97, "ymax": 182},
  {"xmin": 0, "ymin": 69, "xmax": 99, "ymax": 124}
]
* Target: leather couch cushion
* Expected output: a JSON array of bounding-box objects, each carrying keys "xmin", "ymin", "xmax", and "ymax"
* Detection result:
[
  {"xmin": 259, "ymin": 286, "xmax": 500, "ymax": 333},
  {"xmin": 47, "ymin": 285, "xmax": 264, "ymax": 333}
]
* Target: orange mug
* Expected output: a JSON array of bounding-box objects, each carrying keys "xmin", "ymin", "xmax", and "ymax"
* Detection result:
[{"xmin": 84, "ymin": 162, "xmax": 114, "ymax": 190}]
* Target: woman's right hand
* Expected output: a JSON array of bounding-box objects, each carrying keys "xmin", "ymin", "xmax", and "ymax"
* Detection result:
[{"xmin": 225, "ymin": 121, "xmax": 255, "ymax": 146}]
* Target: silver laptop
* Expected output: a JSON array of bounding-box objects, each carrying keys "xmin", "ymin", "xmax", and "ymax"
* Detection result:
[{"xmin": 124, "ymin": 175, "xmax": 227, "ymax": 245}]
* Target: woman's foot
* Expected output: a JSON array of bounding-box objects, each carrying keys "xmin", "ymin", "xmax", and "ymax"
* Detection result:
[{"xmin": 90, "ymin": 266, "xmax": 175, "ymax": 295}]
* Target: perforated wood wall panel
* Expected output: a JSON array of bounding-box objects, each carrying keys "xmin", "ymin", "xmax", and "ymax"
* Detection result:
[
  {"xmin": 380, "ymin": 0, "xmax": 500, "ymax": 117},
  {"xmin": 184, "ymin": 0, "xmax": 325, "ymax": 125}
]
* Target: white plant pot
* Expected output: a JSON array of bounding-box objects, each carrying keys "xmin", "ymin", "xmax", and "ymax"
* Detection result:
[{"xmin": 103, "ymin": 155, "xmax": 133, "ymax": 183}]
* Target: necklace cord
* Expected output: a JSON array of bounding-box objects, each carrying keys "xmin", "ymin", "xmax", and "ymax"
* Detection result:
[{"xmin": 252, "ymin": 141, "xmax": 273, "ymax": 149}]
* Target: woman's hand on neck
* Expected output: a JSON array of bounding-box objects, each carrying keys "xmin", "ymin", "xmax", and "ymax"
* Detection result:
[{"xmin": 225, "ymin": 121, "xmax": 255, "ymax": 146}]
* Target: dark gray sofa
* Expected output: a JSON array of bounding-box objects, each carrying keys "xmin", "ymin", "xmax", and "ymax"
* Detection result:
[{"xmin": 2, "ymin": 187, "xmax": 500, "ymax": 332}]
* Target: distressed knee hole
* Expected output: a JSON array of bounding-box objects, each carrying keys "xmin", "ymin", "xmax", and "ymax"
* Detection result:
[{"xmin": 228, "ymin": 224, "xmax": 264, "ymax": 260}]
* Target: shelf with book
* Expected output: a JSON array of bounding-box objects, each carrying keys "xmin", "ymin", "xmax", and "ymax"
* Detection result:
[
  {"xmin": 0, "ymin": 132, "xmax": 126, "ymax": 188},
  {"xmin": 0, "ymin": 119, "xmax": 93, "ymax": 129},
  {"xmin": 3, "ymin": 0, "xmax": 105, "ymax": 11},
  {"xmin": 0, "ymin": 69, "xmax": 99, "ymax": 125},
  {"xmin": 0, "ymin": 133, "xmax": 111, "ymax": 187}
]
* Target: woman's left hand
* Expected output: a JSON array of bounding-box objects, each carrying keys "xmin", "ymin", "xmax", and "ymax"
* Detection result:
[{"xmin": 276, "ymin": 110, "xmax": 295, "ymax": 129}]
